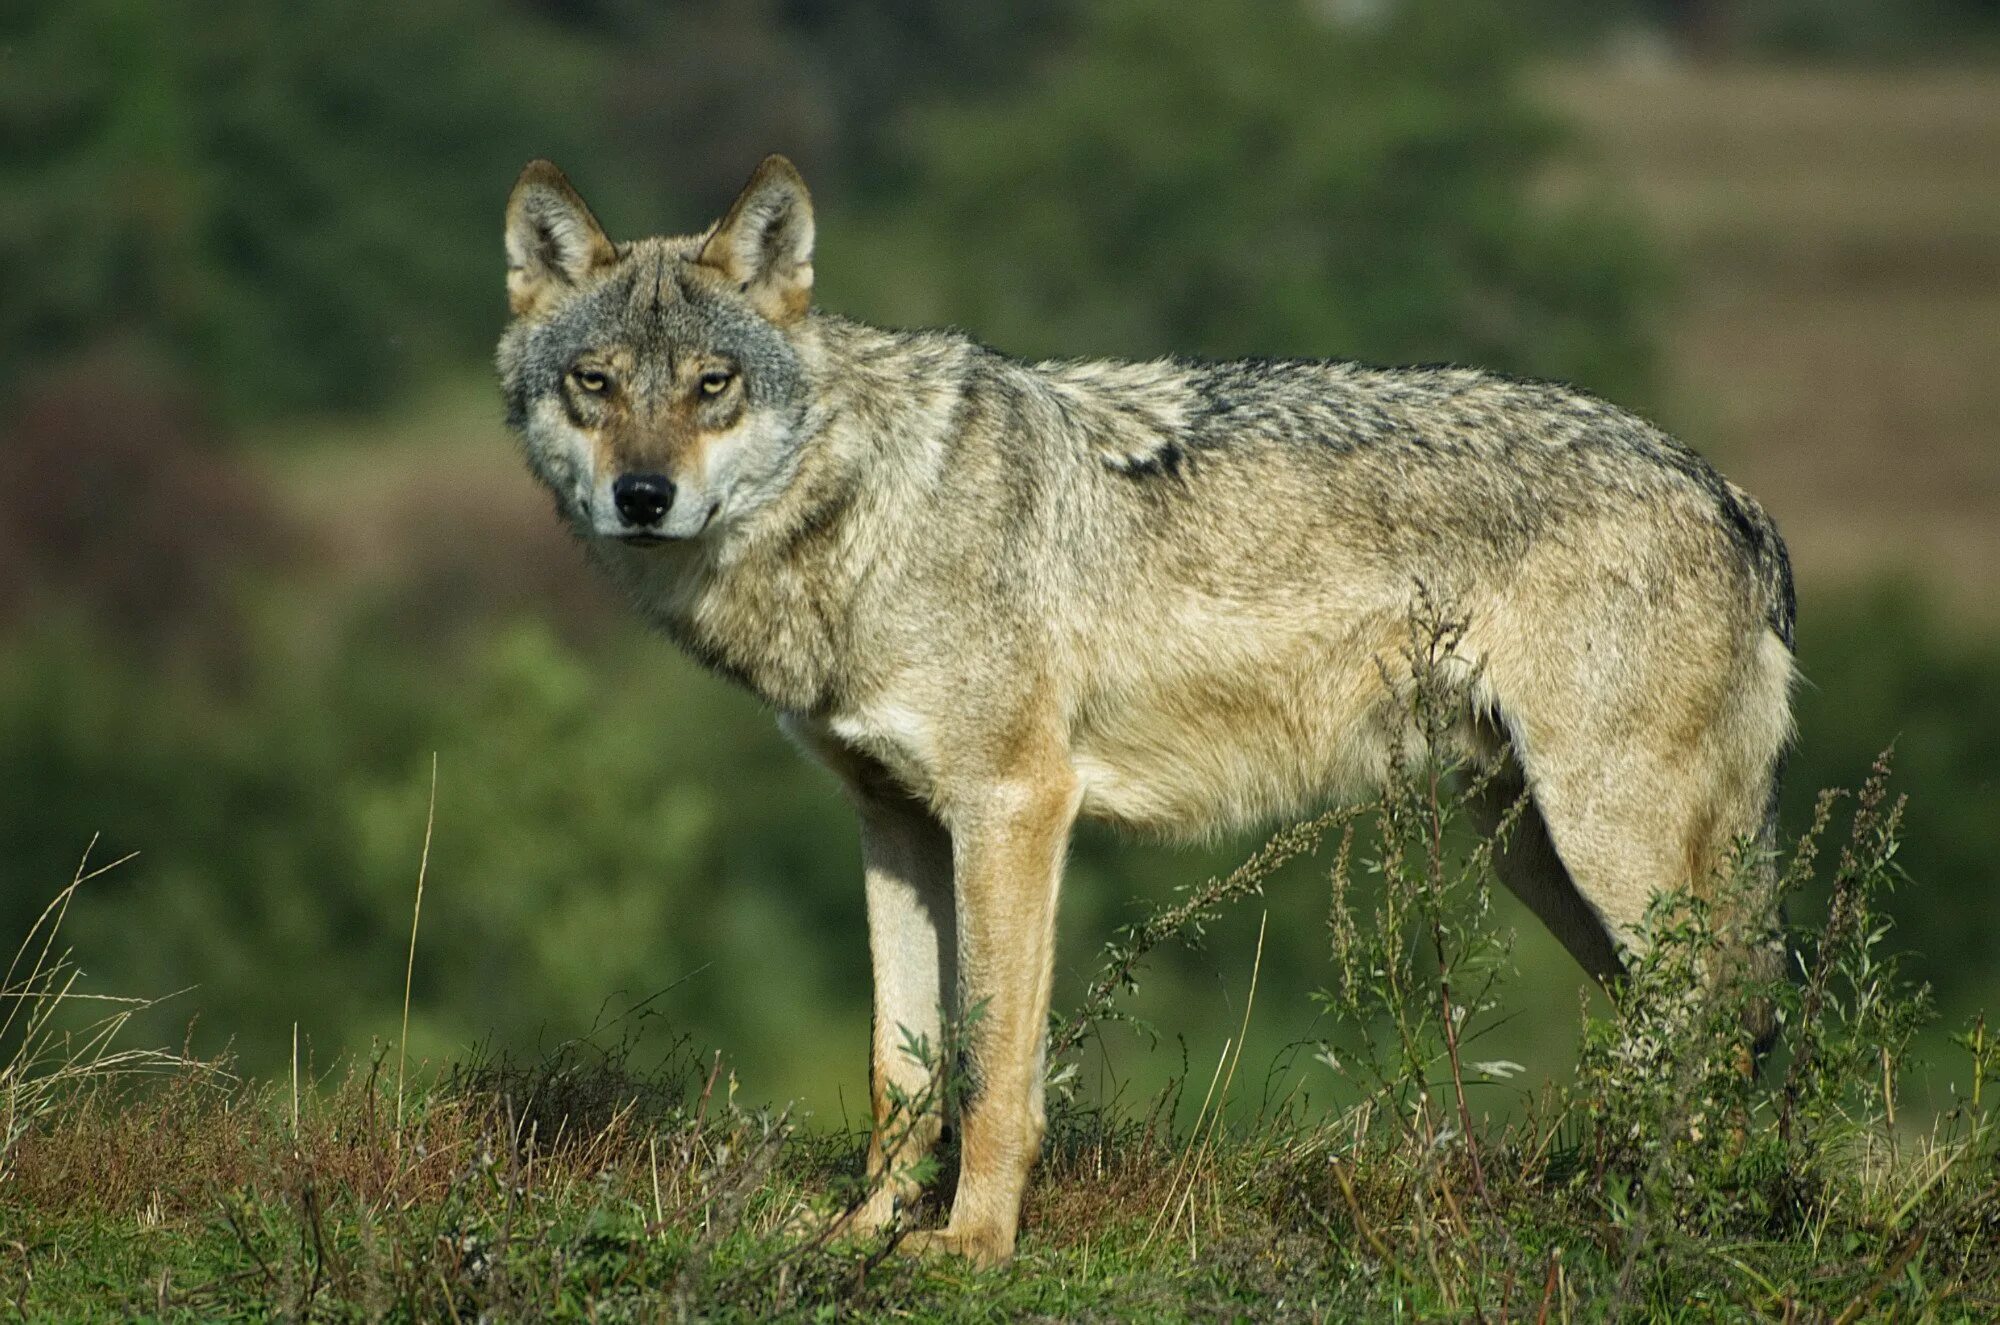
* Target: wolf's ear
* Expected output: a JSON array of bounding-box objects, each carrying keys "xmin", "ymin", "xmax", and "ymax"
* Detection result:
[
  {"xmin": 697, "ymin": 155, "xmax": 814, "ymax": 325},
  {"xmin": 505, "ymin": 160, "xmax": 617, "ymax": 316}
]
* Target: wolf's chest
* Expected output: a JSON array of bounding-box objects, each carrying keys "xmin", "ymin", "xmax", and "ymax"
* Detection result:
[{"xmin": 824, "ymin": 700, "xmax": 947, "ymax": 802}]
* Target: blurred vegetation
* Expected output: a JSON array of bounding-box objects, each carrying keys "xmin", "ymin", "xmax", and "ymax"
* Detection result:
[
  {"xmin": 1529, "ymin": 0, "xmax": 2000, "ymax": 59},
  {"xmin": 0, "ymin": 0, "xmax": 1673, "ymax": 416},
  {"xmin": 0, "ymin": 0, "xmax": 1996, "ymax": 1119},
  {"xmin": 0, "ymin": 0, "xmax": 623, "ymax": 416},
  {"xmin": 833, "ymin": 0, "xmax": 1663, "ymax": 405}
]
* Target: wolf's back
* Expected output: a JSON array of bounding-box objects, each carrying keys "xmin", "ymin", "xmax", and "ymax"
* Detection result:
[{"xmin": 1034, "ymin": 355, "xmax": 1797, "ymax": 649}]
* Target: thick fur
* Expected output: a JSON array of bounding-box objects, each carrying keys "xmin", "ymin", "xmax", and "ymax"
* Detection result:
[{"xmin": 498, "ymin": 157, "xmax": 1796, "ymax": 1265}]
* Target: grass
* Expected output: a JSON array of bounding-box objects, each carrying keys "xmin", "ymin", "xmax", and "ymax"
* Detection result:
[
  {"xmin": 0, "ymin": 840, "xmax": 218, "ymax": 1185},
  {"xmin": 6, "ymin": 674, "xmax": 1999, "ymax": 1319},
  {"xmin": 8, "ymin": 1024, "xmax": 1989, "ymax": 1321}
]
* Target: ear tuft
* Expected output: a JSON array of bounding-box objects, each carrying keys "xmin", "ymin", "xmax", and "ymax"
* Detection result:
[
  {"xmin": 697, "ymin": 155, "xmax": 815, "ymax": 324},
  {"xmin": 505, "ymin": 160, "xmax": 617, "ymax": 316}
]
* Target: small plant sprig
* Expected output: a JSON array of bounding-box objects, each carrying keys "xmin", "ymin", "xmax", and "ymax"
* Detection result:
[
  {"xmin": 1775, "ymin": 750, "xmax": 1925, "ymax": 1157},
  {"xmin": 1315, "ymin": 599, "xmax": 1517, "ymax": 1181},
  {"xmin": 1574, "ymin": 746, "xmax": 1951, "ymax": 1314},
  {"xmin": 1050, "ymin": 807, "xmax": 1358, "ymax": 1070}
]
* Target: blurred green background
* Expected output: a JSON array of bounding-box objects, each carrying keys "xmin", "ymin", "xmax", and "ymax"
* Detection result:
[{"xmin": 2, "ymin": 0, "xmax": 1997, "ymax": 1121}]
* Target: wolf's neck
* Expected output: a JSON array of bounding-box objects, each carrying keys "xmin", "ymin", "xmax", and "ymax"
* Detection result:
[
  {"xmin": 800, "ymin": 314, "xmax": 992, "ymax": 454},
  {"xmin": 623, "ymin": 317, "xmax": 975, "ymax": 713}
]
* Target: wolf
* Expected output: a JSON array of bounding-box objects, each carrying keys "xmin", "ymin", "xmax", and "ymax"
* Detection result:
[{"xmin": 497, "ymin": 155, "xmax": 1795, "ymax": 1265}]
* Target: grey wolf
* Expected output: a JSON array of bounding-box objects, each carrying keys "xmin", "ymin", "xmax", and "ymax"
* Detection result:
[{"xmin": 497, "ymin": 155, "xmax": 1795, "ymax": 1265}]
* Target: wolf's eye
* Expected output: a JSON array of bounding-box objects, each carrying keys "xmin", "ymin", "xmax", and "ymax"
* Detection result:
[
  {"xmin": 698, "ymin": 369, "xmax": 735, "ymax": 397},
  {"xmin": 571, "ymin": 367, "xmax": 610, "ymax": 394}
]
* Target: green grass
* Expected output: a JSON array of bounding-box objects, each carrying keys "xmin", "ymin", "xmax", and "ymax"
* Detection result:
[{"xmin": 3, "ymin": 1044, "xmax": 1992, "ymax": 1321}]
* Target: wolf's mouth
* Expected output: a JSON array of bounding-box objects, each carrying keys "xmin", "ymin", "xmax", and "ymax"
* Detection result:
[{"xmin": 615, "ymin": 502, "xmax": 719, "ymax": 546}]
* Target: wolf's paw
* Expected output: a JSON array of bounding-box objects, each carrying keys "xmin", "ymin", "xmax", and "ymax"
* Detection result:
[
  {"xmin": 896, "ymin": 1225, "xmax": 1015, "ymax": 1269},
  {"xmin": 805, "ymin": 1187, "xmax": 903, "ymax": 1243}
]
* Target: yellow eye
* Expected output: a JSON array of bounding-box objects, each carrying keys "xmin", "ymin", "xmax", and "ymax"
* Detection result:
[
  {"xmin": 699, "ymin": 369, "xmax": 734, "ymax": 397},
  {"xmin": 572, "ymin": 367, "xmax": 610, "ymax": 393}
]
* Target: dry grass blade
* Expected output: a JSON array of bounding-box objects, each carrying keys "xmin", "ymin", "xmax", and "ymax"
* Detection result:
[
  {"xmin": 1144, "ymin": 911, "xmax": 1268, "ymax": 1254},
  {"xmin": 1, "ymin": 840, "xmax": 222, "ymax": 1179},
  {"xmin": 396, "ymin": 752, "xmax": 439, "ymax": 1148}
]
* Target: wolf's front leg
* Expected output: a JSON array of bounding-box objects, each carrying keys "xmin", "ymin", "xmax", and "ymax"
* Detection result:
[
  {"xmin": 847, "ymin": 787, "xmax": 957, "ymax": 1235},
  {"xmin": 906, "ymin": 761, "xmax": 1080, "ymax": 1267}
]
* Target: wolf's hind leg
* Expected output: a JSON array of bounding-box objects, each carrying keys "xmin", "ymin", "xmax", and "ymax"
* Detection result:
[
  {"xmin": 1466, "ymin": 757, "xmax": 1623, "ymax": 985},
  {"xmin": 1505, "ymin": 704, "xmax": 1788, "ymax": 1051}
]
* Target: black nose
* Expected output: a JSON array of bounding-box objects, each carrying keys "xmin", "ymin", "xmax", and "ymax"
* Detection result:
[{"xmin": 612, "ymin": 473, "xmax": 674, "ymax": 528}]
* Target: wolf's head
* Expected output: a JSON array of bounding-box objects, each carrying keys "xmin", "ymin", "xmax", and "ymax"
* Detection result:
[{"xmin": 497, "ymin": 157, "xmax": 815, "ymax": 543}]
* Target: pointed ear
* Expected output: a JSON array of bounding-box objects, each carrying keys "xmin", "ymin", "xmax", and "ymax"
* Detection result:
[
  {"xmin": 505, "ymin": 160, "xmax": 617, "ymax": 316},
  {"xmin": 697, "ymin": 155, "xmax": 815, "ymax": 324}
]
